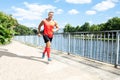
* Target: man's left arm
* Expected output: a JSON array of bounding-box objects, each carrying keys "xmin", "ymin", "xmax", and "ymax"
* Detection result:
[{"xmin": 54, "ymin": 21, "xmax": 59, "ymax": 32}]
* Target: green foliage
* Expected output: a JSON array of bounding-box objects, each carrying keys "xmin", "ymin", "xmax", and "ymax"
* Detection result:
[
  {"xmin": 80, "ymin": 22, "xmax": 90, "ymax": 31},
  {"xmin": 0, "ymin": 11, "xmax": 37, "ymax": 44},
  {"xmin": 75, "ymin": 25, "xmax": 81, "ymax": 32},
  {"xmin": 14, "ymin": 24, "xmax": 36, "ymax": 35},
  {"xmin": 0, "ymin": 12, "xmax": 18, "ymax": 44},
  {"xmin": 32, "ymin": 29, "xmax": 38, "ymax": 34},
  {"xmin": 0, "ymin": 25, "xmax": 12, "ymax": 44},
  {"xmin": 64, "ymin": 17, "xmax": 120, "ymax": 32},
  {"xmin": 90, "ymin": 24, "xmax": 100, "ymax": 31},
  {"xmin": 64, "ymin": 24, "xmax": 72, "ymax": 32},
  {"xmin": 104, "ymin": 17, "xmax": 120, "ymax": 30}
]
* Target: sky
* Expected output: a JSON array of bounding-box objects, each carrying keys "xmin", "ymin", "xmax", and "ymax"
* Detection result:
[{"xmin": 0, "ymin": 0, "xmax": 120, "ymax": 28}]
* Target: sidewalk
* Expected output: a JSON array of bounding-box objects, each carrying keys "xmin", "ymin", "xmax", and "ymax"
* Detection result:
[{"xmin": 0, "ymin": 40, "xmax": 120, "ymax": 80}]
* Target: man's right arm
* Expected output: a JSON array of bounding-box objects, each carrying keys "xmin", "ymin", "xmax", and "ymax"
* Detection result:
[{"xmin": 38, "ymin": 20, "xmax": 44, "ymax": 36}]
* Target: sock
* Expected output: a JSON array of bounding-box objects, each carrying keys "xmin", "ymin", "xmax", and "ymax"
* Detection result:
[
  {"xmin": 43, "ymin": 47, "xmax": 47, "ymax": 54},
  {"xmin": 46, "ymin": 47, "xmax": 50, "ymax": 58}
]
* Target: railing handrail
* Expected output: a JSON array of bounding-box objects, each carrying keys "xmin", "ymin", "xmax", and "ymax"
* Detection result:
[
  {"xmin": 14, "ymin": 30, "xmax": 120, "ymax": 68},
  {"xmin": 62, "ymin": 30, "xmax": 120, "ymax": 34}
]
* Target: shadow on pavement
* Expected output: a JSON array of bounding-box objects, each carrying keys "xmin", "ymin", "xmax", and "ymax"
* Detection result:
[
  {"xmin": 0, "ymin": 50, "xmax": 48, "ymax": 64},
  {"xmin": 0, "ymin": 48, "xmax": 8, "ymax": 51}
]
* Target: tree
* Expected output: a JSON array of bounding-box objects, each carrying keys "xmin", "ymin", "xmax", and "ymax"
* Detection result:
[
  {"xmin": 0, "ymin": 12, "xmax": 18, "ymax": 44},
  {"xmin": 63, "ymin": 17, "xmax": 120, "ymax": 32},
  {"xmin": 75, "ymin": 25, "xmax": 81, "ymax": 32},
  {"xmin": 104, "ymin": 17, "xmax": 120, "ymax": 30},
  {"xmin": 14, "ymin": 24, "xmax": 34, "ymax": 35},
  {"xmin": 32, "ymin": 29, "xmax": 38, "ymax": 34},
  {"xmin": 80, "ymin": 22, "xmax": 90, "ymax": 31},
  {"xmin": 98, "ymin": 23, "xmax": 105, "ymax": 31},
  {"xmin": 90, "ymin": 24, "xmax": 97, "ymax": 31},
  {"xmin": 64, "ymin": 24, "xmax": 72, "ymax": 32}
]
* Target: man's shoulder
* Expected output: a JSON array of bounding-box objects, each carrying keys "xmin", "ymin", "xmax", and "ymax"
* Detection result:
[
  {"xmin": 53, "ymin": 20, "xmax": 58, "ymax": 24},
  {"xmin": 42, "ymin": 18, "xmax": 46, "ymax": 21},
  {"xmin": 52, "ymin": 19, "xmax": 57, "ymax": 23},
  {"xmin": 41, "ymin": 19, "xmax": 47, "ymax": 23}
]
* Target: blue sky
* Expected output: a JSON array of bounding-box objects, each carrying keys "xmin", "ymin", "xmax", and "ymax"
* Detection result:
[{"xmin": 0, "ymin": 0, "xmax": 120, "ymax": 28}]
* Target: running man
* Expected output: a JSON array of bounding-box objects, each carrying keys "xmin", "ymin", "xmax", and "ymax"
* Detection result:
[{"xmin": 38, "ymin": 11, "xmax": 59, "ymax": 61}]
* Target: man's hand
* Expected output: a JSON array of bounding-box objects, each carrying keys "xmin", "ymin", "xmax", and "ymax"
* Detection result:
[
  {"xmin": 52, "ymin": 28, "xmax": 59, "ymax": 32},
  {"xmin": 38, "ymin": 33, "xmax": 42, "ymax": 37},
  {"xmin": 52, "ymin": 29, "xmax": 56, "ymax": 32}
]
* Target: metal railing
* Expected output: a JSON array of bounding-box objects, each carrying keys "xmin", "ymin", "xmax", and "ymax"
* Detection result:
[{"xmin": 14, "ymin": 30, "xmax": 120, "ymax": 67}]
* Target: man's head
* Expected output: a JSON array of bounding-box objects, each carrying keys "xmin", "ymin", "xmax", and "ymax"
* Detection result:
[{"xmin": 48, "ymin": 11, "xmax": 54, "ymax": 20}]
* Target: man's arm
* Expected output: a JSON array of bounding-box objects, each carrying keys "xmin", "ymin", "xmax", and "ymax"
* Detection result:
[
  {"xmin": 54, "ymin": 21, "xmax": 59, "ymax": 32},
  {"xmin": 38, "ymin": 20, "xmax": 44, "ymax": 36}
]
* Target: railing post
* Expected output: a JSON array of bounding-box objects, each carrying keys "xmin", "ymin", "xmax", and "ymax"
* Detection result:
[
  {"xmin": 68, "ymin": 33, "xmax": 70, "ymax": 55},
  {"xmin": 115, "ymin": 31, "xmax": 120, "ymax": 68}
]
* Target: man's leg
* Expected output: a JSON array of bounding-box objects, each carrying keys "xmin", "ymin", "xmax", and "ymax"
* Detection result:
[
  {"xmin": 42, "ymin": 47, "xmax": 47, "ymax": 59},
  {"xmin": 42, "ymin": 35, "xmax": 49, "ymax": 59},
  {"xmin": 46, "ymin": 41, "xmax": 52, "ymax": 61}
]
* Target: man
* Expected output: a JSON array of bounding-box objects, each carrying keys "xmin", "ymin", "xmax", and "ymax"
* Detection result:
[{"xmin": 38, "ymin": 11, "xmax": 59, "ymax": 61}]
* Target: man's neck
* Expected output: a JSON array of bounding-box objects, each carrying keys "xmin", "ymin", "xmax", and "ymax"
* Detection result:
[{"xmin": 47, "ymin": 18, "xmax": 52, "ymax": 21}]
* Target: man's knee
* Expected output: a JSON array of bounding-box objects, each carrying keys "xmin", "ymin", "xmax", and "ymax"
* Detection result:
[{"xmin": 46, "ymin": 41, "xmax": 51, "ymax": 47}]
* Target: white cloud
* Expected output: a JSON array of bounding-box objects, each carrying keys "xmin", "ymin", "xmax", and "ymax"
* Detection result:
[
  {"xmin": 23, "ymin": 2, "xmax": 56, "ymax": 13},
  {"xmin": 93, "ymin": 0, "xmax": 115, "ymax": 11},
  {"xmin": 116, "ymin": 11, "xmax": 120, "ymax": 14},
  {"xmin": 86, "ymin": 10, "xmax": 96, "ymax": 15},
  {"xmin": 12, "ymin": 2, "xmax": 56, "ymax": 21},
  {"xmin": 11, "ymin": 2, "xmax": 64, "ymax": 27},
  {"xmin": 66, "ymin": 0, "xmax": 92, "ymax": 4},
  {"xmin": 68, "ymin": 9, "xmax": 79, "ymax": 15},
  {"xmin": 12, "ymin": 6, "xmax": 42, "ymax": 20},
  {"xmin": 56, "ymin": 9, "xmax": 63, "ymax": 14},
  {"xmin": 22, "ymin": 23, "xmax": 37, "ymax": 27}
]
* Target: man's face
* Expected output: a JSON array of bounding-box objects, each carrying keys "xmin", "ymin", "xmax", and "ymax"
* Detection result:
[{"xmin": 48, "ymin": 12, "xmax": 54, "ymax": 19}]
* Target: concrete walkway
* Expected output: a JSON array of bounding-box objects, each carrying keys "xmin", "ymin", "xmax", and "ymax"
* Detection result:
[{"xmin": 0, "ymin": 41, "xmax": 120, "ymax": 80}]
